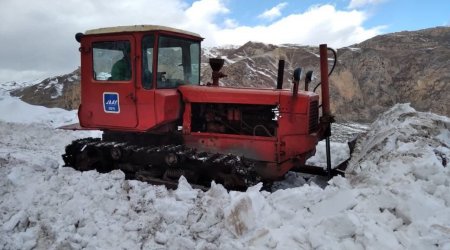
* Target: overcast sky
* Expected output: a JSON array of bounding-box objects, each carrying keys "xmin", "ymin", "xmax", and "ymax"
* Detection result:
[{"xmin": 0, "ymin": 0, "xmax": 448, "ymax": 83}]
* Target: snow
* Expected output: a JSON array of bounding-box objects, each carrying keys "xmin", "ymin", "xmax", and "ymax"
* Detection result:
[
  {"xmin": 96, "ymin": 72, "xmax": 111, "ymax": 80},
  {"xmin": 345, "ymin": 47, "xmax": 362, "ymax": 52},
  {"xmin": 0, "ymin": 91, "xmax": 78, "ymax": 127},
  {"xmin": 68, "ymin": 75, "xmax": 79, "ymax": 82},
  {"xmin": 203, "ymin": 47, "xmax": 237, "ymax": 64},
  {"xmin": 0, "ymin": 86, "xmax": 449, "ymax": 249},
  {"xmin": 39, "ymin": 79, "xmax": 63, "ymax": 99},
  {"xmin": 222, "ymin": 56, "xmax": 236, "ymax": 64},
  {"xmin": 36, "ymin": 78, "xmax": 64, "ymax": 99},
  {"xmin": 310, "ymin": 52, "xmax": 320, "ymax": 58},
  {"xmin": 0, "ymin": 78, "xmax": 45, "ymax": 92}
]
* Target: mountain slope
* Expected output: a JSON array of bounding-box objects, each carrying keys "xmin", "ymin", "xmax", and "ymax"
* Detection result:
[
  {"xmin": 332, "ymin": 26, "xmax": 450, "ymax": 121},
  {"xmin": 202, "ymin": 27, "xmax": 450, "ymax": 121},
  {"xmin": 10, "ymin": 69, "xmax": 80, "ymax": 110}
]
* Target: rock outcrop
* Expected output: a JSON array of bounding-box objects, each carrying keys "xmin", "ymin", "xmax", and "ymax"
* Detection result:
[{"xmin": 332, "ymin": 27, "xmax": 450, "ymax": 121}]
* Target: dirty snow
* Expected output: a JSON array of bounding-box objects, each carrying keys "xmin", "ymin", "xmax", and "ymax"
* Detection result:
[{"xmin": 0, "ymin": 87, "xmax": 449, "ymax": 249}]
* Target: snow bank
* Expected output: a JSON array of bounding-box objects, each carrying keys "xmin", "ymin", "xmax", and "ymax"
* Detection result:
[
  {"xmin": 0, "ymin": 91, "xmax": 78, "ymax": 127},
  {"xmin": 0, "ymin": 102, "xmax": 449, "ymax": 249},
  {"xmin": 344, "ymin": 103, "xmax": 450, "ymax": 249}
]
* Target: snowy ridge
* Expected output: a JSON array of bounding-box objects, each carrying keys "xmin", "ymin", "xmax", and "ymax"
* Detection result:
[
  {"xmin": 8, "ymin": 68, "xmax": 81, "ymax": 110},
  {"xmin": 0, "ymin": 78, "xmax": 45, "ymax": 92},
  {"xmin": 0, "ymin": 90, "xmax": 449, "ymax": 249}
]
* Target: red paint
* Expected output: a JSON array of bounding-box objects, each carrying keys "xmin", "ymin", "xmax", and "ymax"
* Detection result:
[{"xmin": 179, "ymin": 85, "xmax": 281, "ymax": 105}]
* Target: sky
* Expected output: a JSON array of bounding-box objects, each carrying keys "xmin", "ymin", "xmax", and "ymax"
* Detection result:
[{"xmin": 0, "ymin": 0, "xmax": 448, "ymax": 83}]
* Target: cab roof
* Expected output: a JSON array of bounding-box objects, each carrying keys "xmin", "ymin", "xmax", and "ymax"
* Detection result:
[{"xmin": 85, "ymin": 25, "xmax": 202, "ymax": 38}]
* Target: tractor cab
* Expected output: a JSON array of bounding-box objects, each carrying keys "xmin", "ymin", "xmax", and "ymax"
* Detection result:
[{"xmin": 75, "ymin": 25, "xmax": 202, "ymax": 131}]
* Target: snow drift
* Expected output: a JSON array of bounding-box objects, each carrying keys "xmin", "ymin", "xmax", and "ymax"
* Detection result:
[{"xmin": 0, "ymin": 93, "xmax": 449, "ymax": 249}]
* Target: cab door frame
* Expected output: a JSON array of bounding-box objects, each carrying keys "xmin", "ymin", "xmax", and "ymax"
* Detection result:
[{"xmin": 79, "ymin": 34, "xmax": 139, "ymax": 129}]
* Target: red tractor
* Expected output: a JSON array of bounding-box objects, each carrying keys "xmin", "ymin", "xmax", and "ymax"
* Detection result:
[{"xmin": 63, "ymin": 25, "xmax": 339, "ymax": 190}]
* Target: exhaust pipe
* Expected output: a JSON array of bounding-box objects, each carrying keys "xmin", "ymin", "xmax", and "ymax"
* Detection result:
[
  {"xmin": 305, "ymin": 71, "xmax": 313, "ymax": 91},
  {"xmin": 208, "ymin": 58, "xmax": 227, "ymax": 86},
  {"xmin": 292, "ymin": 67, "xmax": 302, "ymax": 96},
  {"xmin": 319, "ymin": 44, "xmax": 333, "ymax": 177},
  {"xmin": 276, "ymin": 59, "xmax": 285, "ymax": 89},
  {"xmin": 319, "ymin": 44, "xmax": 331, "ymax": 117}
]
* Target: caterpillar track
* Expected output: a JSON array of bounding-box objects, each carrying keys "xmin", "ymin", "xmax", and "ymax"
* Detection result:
[{"xmin": 62, "ymin": 138, "xmax": 262, "ymax": 191}]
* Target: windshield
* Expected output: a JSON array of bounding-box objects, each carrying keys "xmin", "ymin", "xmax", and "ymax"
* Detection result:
[{"xmin": 157, "ymin": 35, "xmax": 200, "ymax": 88}]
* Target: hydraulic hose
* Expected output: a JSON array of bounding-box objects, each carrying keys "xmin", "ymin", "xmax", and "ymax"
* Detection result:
[{"xmin": 313, "ymin": 47, "xmax": 337, "ymax": 93}]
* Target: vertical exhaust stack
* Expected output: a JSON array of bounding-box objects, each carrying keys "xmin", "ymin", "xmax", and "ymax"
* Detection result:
[
  {"xmin": 208, "ymin": 58, "xmax": 227, "ymax": 86},
  {"xmin": 319, "ymin": 44, "xmax": 331, "ymax": 118},
  {"xmin": 319, "ymin": 44, "xmax": 334, "ymax": 176},
  {"xmin": 276, "ymin": 59, "xmax": 285, "ymax": 89},
  {"xmin": 292, "ymin": 68, "xmax": 302, "ymax": 96},
  {"xmin": 305, "ymin": 71, "xmax": 313, "ymax": 91}
]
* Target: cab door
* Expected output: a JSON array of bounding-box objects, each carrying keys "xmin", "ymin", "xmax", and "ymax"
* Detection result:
[{"xmin": 80, "ymin": 35, "xmax": 138, "ymax": 129}]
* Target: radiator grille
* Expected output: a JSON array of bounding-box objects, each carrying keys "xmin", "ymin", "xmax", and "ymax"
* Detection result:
[{"xmin": 309, "ymin": 101, "xmax": 319, "ymax": 133}]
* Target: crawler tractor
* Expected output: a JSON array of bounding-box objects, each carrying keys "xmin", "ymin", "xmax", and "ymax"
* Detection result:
[{"xmin": 62, "ymin": 25, "xmax": 341, "ymax": 190}]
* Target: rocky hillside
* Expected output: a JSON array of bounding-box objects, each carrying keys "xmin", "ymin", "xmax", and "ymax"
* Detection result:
[
  {"xmin": 201, "ymin": 43, "xmax": 321, "ymax": 89},
  {"xmin": 10, "ymin": 27, "xmax": 450, "ymax": 122},
  {"xmin": 10, "ymin": 69, "xmax": 80, "ymax": 110},
  {"xmin": 332, "ymin": 27, "xmax": 450, "ymax": 121}
]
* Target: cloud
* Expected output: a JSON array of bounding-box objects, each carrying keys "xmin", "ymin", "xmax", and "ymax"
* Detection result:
[
  {"xmin": 180, "ymin": 0, "xmax": 229, "ymax": 45},
  {"xmin": 224, "ymin": 19, "xmax": 239, "ymax": 29},
  {"xmin": 0, "ymin": 0, "xmax": 227, "ymax": 82},
  {"xmin": 258, "ymin": 2, "xmax": 288, "ymax": 21},
  {"xmin": 213, "ymin": 5, "xmax": 384, "ymax": 47},
  {"xmin": 0, "ymin": 0, "xmax": 190, "ymax": 82},
  {"xmin": 348, "ymin": 0, "xmax": 387, "ymax": 9},
  {"xmin": 0, "ymin": 0, "xmax": 383, "ymax": 82}
]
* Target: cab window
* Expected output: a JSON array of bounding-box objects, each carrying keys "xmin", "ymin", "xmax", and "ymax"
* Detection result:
[
  {"xmin": 93, "ymin": 41, "xmax": 131, "ymax": 81},
  {"xmin": 157, "ymin": 36, "xmax": 200, "ymax": 88}
]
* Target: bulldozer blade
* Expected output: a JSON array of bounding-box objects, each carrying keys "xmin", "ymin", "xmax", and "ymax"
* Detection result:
[{"xmin": 291, "ymin": 135, "xmax": 359, "ymax": 177}]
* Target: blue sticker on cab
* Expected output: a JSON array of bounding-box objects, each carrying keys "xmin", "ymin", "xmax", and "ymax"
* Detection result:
[{"xmin": 103, "ymin": 92, "xmax": 120, "ymax": 113}]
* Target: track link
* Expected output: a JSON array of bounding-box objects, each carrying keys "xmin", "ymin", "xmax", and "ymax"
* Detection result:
[{"xmin": 62, "ymin": 138, "xmax": 260, "ymax": 190}]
